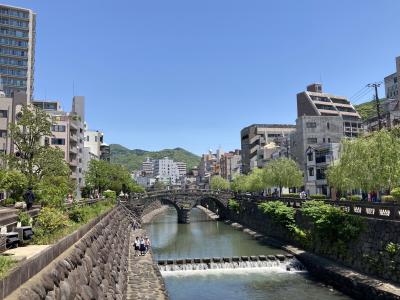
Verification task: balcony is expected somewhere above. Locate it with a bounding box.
[69,159,78,167]
[69,146,77,154]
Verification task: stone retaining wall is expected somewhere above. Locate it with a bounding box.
[14,207,131,300]
[221,200,400,284]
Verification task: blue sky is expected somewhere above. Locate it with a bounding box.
[5,0,400,155]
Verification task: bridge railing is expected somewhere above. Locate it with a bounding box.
[130,188,233,199]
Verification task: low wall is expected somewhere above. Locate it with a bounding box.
[9,207,131,300]
[0,208,112,300]
[220,200,400,284]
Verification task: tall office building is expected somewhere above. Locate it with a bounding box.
[0,4,36,101]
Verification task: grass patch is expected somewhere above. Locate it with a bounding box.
[31,200,114,245]
[0,256,17,279]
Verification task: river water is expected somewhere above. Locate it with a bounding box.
[144,206,352,300]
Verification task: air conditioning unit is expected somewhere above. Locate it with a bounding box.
[1,232,19,249]
[16,226,34,243]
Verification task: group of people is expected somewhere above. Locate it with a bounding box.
[134,236,151,256]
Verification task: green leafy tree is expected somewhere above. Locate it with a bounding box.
[153,180,166,190]
[264,158,303,195]
[231,174,250,193]
[210,175,230,191]
[0,170,28,201]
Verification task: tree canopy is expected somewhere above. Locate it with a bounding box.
[210,175,230,190]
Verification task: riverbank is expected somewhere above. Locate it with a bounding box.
[224,218,400,300]
[196,205,219,220]
[142,205,169,224]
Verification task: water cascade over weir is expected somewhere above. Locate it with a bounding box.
[157,254,305,272]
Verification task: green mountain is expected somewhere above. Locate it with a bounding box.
[354,99,385,121]
[110,144,201,172]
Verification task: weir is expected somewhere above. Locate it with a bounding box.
[157,254,305,272]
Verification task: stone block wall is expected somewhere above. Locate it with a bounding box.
[220,200,400,284]
[17,207,132,300]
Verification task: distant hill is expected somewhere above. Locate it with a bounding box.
[354,100,378,121]
[110,144,201,172]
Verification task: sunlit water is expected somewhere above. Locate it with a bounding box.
[144,206,352,300]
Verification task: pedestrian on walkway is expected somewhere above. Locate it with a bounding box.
[144,236,151,254]
[139,236,146,255]
[134,236,140,256]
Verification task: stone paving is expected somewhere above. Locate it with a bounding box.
[126,229,168,300]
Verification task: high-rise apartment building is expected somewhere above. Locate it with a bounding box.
[141,157,154,176]
[0,4,36,101]
[220,150,241,181]
[240,124,296,174]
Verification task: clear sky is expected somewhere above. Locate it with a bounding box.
[4,0,400,155]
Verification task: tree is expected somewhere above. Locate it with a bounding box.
[85,160,110,193]
[247,168,266,192]
[231,174,250,193]
[327,129,400,194]
[264,158,303,195]
[153,180,165,190]
[210,175,230,191]
[0,170,28,201]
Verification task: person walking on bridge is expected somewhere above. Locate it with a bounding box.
[139,237,146,255]
[144,236,151,254]
[134,236,140,256]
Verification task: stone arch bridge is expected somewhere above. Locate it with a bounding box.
[128,189,234,223]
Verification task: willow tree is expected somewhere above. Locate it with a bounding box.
[210,175,230,191]
[327,129,400,193]
[264,158,303,195]
[231,174,250,193]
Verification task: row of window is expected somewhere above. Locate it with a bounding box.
[51,138,65,145]
[0,9,29,19]
[1,77,26,86]
[306,122,331,129]
[0,18,28,28]
[0,37,28,48]
[0,67,26,77]
[307,137,331,144]
[0,47,26,57]
[0,130,6,138]
[51,125,66,132]
[0,27,28,38]
[0,56,27,67]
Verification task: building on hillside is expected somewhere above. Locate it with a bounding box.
[291,83,362,196]
[33,96,85,195]
[141,157,154,176]
[197,150,220,186]
[175,161,187,177]
[304,143,340,196]
[240,124,296,174]
[220,150,241,181]
[384,56,400,100]
[363,98,400,131]
[0,4,36,101]
[153,157,185,186]
[100,143,111,162]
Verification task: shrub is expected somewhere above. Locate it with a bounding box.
[103,190,116,200]
[34,207,68,235]
[385,242,400,256]
[340,197,347,201]
[309,194,327,199]
[0,256,16,279]
[228,199,240,213]
[18,211,31,226]
[390,188,400,201]
[68,207,88,223]
[348,195,362,201]
[281,193,299,198]
[382,195,395,202]
[258,201,296,229]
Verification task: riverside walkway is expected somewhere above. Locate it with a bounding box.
[126,229,168,300]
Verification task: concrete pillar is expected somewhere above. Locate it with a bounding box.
[177,208,191,224]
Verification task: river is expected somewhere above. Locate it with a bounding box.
[144,206,352,300]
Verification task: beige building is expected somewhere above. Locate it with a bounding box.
[240,124,296,174]
[384,56,400,100]
[220,150,241,181]
[0,4,36,101]
[33,96,85,194]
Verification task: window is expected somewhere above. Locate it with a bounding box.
[86,136,89,142]
[51,125,66,132]
[308,168,314,176]
[307,138,317,144]
[95,136,97,142]
[307,152,313,161]
[306,122,317,128]
[323,138,326,143]
[327,122,330,129]
[0,130,6,138]
[328,138,331,143]
[0,110,7,118]
[51,138,65,145]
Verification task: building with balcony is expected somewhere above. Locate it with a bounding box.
[304,143,340,196]
[220,150,241,181]
[240,124,296,174]
[0,4,35,101]
[141,157,154,177]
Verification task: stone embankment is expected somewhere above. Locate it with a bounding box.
[142,205,169,224]
[196,205,219,220]
[10,207,130,300]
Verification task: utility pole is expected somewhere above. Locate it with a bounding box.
[367,83,382,130]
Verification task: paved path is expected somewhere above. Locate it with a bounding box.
[126,229,169,300]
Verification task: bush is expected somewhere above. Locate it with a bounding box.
[382,195,395,202]
[68,207,89,223]
[34,207,68,235]
[258,201,296,229]
[228,199,240,213]
[348,195,362,201]
[309,194,327,199]
[340,197,347,201]
[390,188,400,200]
[281,193,299,198]
[103,190,116,200]
[18,211,31,226]
[0,256,16,279]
